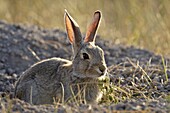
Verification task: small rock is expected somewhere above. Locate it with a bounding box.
[157,84,164,90]
[153,76,161,82]
[7,68,15,75]
[0,69,6,75]
[57,108,66,113]
[0,62,4,69]
[12,73,18,78]
[115,103,126,110]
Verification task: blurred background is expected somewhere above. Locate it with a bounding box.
[0,0,170,57]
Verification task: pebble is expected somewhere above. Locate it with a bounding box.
[0,69,6,75]
[157,84,164,90]
[0,62,4,69]
[6,68,15,75]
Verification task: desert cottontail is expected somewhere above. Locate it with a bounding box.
[14,10,108,105]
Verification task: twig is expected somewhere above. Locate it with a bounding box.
[27,46,40,61]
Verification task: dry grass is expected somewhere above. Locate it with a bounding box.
[0,0,170,57]
[103,57,170,103]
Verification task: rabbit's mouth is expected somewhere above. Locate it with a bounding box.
[89,65,107,75]
[72,65,107,79]
[72,69,107,79]
[83,67,107,78]
[95,67,107,76]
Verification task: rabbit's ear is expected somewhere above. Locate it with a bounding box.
[65,10,83,52]
[84,11,101,43]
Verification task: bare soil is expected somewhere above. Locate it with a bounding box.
[0,21,169,113]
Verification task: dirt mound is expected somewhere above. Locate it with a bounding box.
[0,21,169,112]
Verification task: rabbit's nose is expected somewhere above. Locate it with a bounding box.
[99,65,106,75]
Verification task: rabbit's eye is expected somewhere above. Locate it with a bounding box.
[82,53,89,60]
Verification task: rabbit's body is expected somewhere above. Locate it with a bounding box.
[15,10,108,105]
[15,58,70,104]
[15,58,102,104]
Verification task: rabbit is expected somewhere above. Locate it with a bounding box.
[14,10,108,105]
